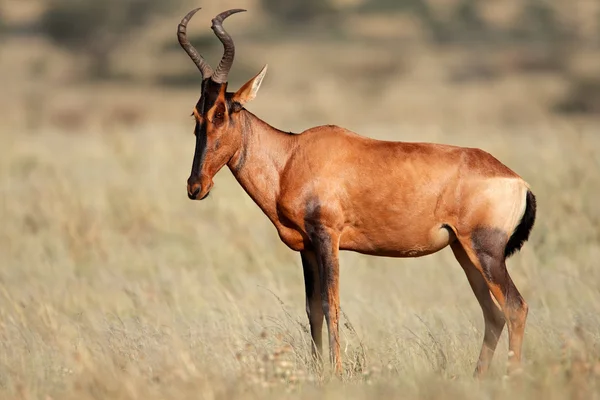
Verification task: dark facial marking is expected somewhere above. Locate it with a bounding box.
[196,79,225,115]
[190,79,227,181]
[190,120,208,179]
[191,82,250,175]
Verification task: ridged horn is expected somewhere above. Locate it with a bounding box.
[210,9,246,83]
[177,8,214,79]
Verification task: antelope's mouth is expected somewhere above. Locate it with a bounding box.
[195,181,214,201]
[188,188,211,201]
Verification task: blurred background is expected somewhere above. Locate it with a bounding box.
[1,0,600,131]
[0,1,599,399]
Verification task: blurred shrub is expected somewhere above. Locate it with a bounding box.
[260,0,335,25]
[555,77,600,115]
[357,0,412,13]
[357,0,479,43]
[358,0,576,46]
[40,0,178,79]
[511,0,568,43]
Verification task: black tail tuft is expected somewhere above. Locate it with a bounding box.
[505,189,537,258]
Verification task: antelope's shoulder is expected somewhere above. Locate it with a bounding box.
[295,124,360,140]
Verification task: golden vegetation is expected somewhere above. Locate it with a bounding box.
[1,1,600,399]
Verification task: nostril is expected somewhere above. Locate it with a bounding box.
[188,186,201,199]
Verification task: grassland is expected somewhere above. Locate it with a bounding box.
[1,12,600,399]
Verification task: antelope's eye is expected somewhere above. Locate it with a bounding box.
[212,105,226,127]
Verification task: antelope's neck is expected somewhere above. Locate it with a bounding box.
[227,110,297,221]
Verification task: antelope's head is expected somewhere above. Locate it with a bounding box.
[178,8,267,200]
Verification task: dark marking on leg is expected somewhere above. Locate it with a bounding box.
[301,250,324,360]
[471,228,508,284]
[304,196,342,374]
[301,252,315,299]
[467,228,529,375]
[451,242,505,378]
[304,196,321,225]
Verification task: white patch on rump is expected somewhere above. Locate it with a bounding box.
[480,178,529,236]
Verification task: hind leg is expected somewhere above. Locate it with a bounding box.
[458,229,529,375]
[451,242,505,378]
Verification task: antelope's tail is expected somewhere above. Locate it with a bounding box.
[505,189,537,258]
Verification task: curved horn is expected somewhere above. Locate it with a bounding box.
[178,8,214,79]
[211,9,246,84]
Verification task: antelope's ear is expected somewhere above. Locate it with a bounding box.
[232,64,267,107]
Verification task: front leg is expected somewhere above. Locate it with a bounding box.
[306,225,342,375]
[300,250,324,361]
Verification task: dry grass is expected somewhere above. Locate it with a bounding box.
[1,18,600,399]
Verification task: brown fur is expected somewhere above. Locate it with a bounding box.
[178,8,537,378]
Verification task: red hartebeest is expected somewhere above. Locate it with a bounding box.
[178,8,537,378]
